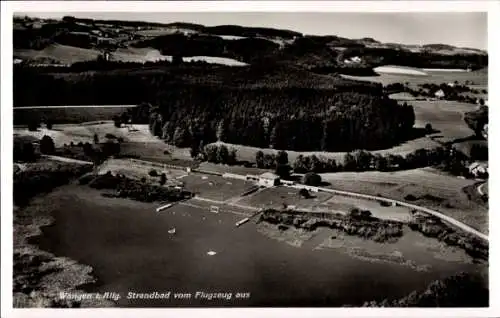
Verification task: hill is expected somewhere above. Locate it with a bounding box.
[13,16,488,71]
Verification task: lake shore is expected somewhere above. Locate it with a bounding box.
[13,194,115,308]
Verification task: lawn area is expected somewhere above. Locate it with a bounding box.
[320,168,488,234]
[14,123,156,148]
[14,106,135,125]
[14,44,101,65]
[98,158,188,182]
[341,67,487,90]
[238,186,334,211]
[182,174,255,202]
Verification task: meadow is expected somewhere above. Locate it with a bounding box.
[319,168,488,234]
[13,106,135,125]
[341,67,488,90]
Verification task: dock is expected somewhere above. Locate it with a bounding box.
[235,209,263,227]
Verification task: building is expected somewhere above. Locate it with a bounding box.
[469,162,488,178]
[258,172,280,187]
[246,172,280,187]
[434,89,445,99]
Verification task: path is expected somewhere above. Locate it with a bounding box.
[477,182,487,196]
[42,154,93,165]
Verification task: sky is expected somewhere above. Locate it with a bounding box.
[22,12,487,50]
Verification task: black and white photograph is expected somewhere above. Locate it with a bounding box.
[1,1,498,317]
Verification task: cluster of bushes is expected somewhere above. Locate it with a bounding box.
[87,172,192,203]
[408,217,488,260]
[464,106,488,138]
[196,144,238,165]
[362,271,488,307]
[259,208,404,243]
[54,137,121,164]
[14,163,92,206]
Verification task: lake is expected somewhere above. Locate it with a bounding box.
[32,186,480,307]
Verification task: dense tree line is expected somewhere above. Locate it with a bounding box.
[14,64,416,152]
[290,146,473,177]
[147,86,415,152]
[362,271,488,307]
[342,47,487,70]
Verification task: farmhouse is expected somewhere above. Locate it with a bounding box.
[434,89,445,99]
[246,172,280,187]
[468,162,488,178]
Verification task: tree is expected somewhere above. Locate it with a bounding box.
[204,145,218,163]
[28,119,39,132]
[217,145,229,164]
[14,140,36,162]
[276,150,289,166]
[298,188,310,199]
[159,173,167,185]
[374,154,388,171]
[256,151,265,168]
[101,140,120,157]
[275,164,291,179]
[470,144,488,161]
[45,120,53,130]
[227,148,237,165]
[149,169,158,177]
[93,133,99,144]
[302,172,321,186]
[113,116,122,128]
[343,152,357,171]
[40,135,55,155]
[82,142,94,157]
[425,123,433,134]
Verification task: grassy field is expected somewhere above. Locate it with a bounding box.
[238,186,333,211]
[341,67,487,89]
[320,168,488,234]
[182,174,255,202]
[14,106,135,125]
[14,44,101,64]
[407,100,478,143]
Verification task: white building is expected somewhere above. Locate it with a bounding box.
[247,172,280,187]
[258,172,280,187]
[434,89,445,99]
[469,162,488,177]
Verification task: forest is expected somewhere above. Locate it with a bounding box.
[14,64,415,152]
